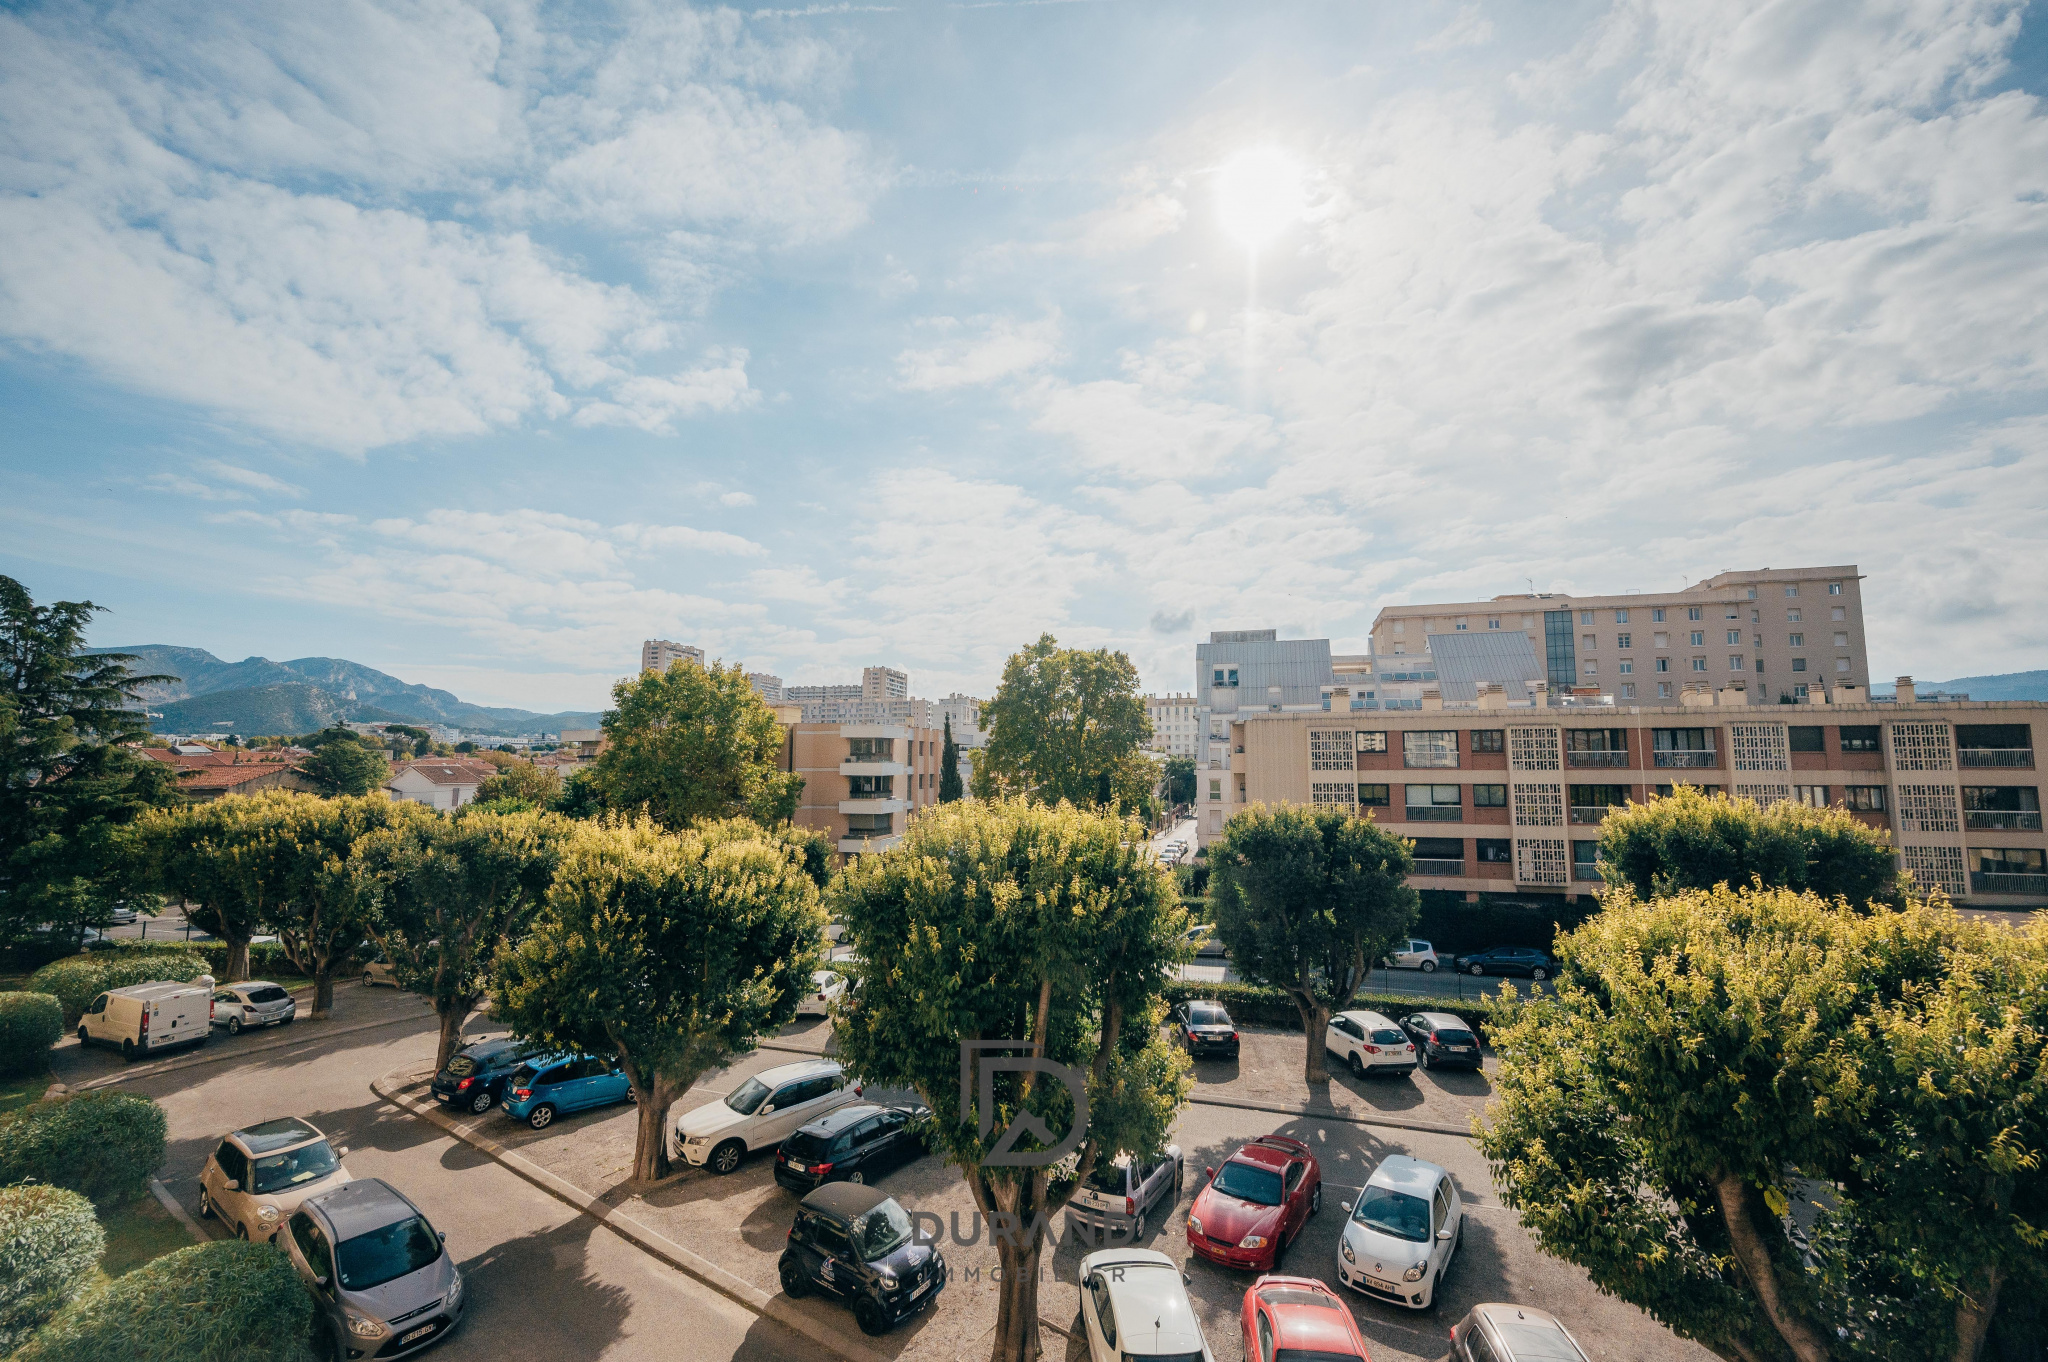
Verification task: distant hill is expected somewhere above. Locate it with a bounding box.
[91,644,607,737]
[1873,670,2048,702]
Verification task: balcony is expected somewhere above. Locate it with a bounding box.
[1958,749,2036,768]
[1966,809,2043,831]
[1572,863,1604,881]
[1410,859,1465,877]
[841,758,908,777]
[1654,750,1718,769]
[1569,806,1617,824]
[1403,806,1463,822]
[1970,872,2048,895]
[839,798,908,815]
[1566,750,1630,768]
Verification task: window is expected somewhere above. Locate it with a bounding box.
[1789,632,1804,647]
[1836,658,1851,672]
[1403,731,1459,769]
[1692,657,1708,672]
[1788,726,1825,753]
[1657,682,1673,698]
[1356,730,1387,752]
[1455,617,1469,630]
[1412,837,1463,861]
[1488,617,1501,629]
[1788,608,1803,622]
[1621,683,1636,699]
[1687,606,1702,621]
[847,775,893,797]
[1583,661,1598,675]
[1208,779,1221,802]
[1794,683,1809,699]
[1729,656,1745,671]
[1615,609,1630,623]
[1619,660,1634,674]
[1472,784,1507,806]
[1357,784,1391,807]
[1655,728,1712,751]
[1974,847,2047,876]
[1569,784,1629,808]
[1616,632,1632,648]
[1689,630,1705,646]
[1656,658,1670,672]
[1653,632,1669,649]
[290,1213,329,1273]
[1844,786,1886,811]
[1580,610,1594,625]
[1746,587,1758,600]
[1566,728,1626,752]
[1407,784,1462,807]
[1791,658,1807,673]
[1652,607,1665,622]
[1724,630,1739,645]
[1476,838,1512,862]
[1212,667,1239,687]
[1472,729,1505,753]
[1754,634,1764,649]
[1654,782,1720,797]
[1544,610,1578,695]
[1794,785,1829,807]
[1572,840,1602,876]
[1833,633,1848,648]
[1832,606,1846,621]
[1828,582,1842,595]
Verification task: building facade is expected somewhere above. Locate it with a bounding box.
[1210,691,2046,908]
[641,639,705,674]
[784,721,947,856]
[385,758,499,811]
[1145,693,1201,758]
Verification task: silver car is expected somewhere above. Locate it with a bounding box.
[283,1178,465,1359]
[1449,1303,1590,1362]
[212,981,296,1034]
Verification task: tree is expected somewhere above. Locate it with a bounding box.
[938,715,964,803]
[832,798,1192,1362]
[1479,886,2047,1362]
[1207,803,1418,1083]
[492,817,825,1182]
[472,761,563,809]
[1164,754,1197,809]
[554,767,605,820]
[970,635,1153,811]
[354,810,564,1072]
[132,800,266,982]
[591,660,801,828]
[298,735,390,797]
[1598,784,1904,907]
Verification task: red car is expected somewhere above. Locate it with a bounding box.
[1186,1135,1322,1272]
[1242,1275,1373,1362]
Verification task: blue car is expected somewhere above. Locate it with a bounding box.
[501,1054,636,1130]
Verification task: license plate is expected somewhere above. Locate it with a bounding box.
[910,1278,933,1300]
[434,1093,450,1102]
[399,1323,437,1344]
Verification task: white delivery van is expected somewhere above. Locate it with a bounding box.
[77,977,215,1060]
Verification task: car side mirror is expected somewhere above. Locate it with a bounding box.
[1437,1228,1453,1241]
[1204,1166,1215,1181]
[336,1146,349,1157]
[223,1179,239,1192]
[1342,1198,1354,1212]
[313,1274,329,1290]
[439,1230,448,1244]
[761,1104,776,1115]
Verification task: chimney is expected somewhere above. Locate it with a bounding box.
[1681,683,1714,708]
[1836,681,1866,705]
[1895,675,1916,704]
[1717,682,1747,707]
[1421,688,1443,711]
[1477,682,1506,711]
[1806,684,1829,705]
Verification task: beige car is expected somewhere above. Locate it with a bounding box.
[198,1117,352,1242]
[362,955,398,988]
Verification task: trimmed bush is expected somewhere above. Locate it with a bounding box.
[0,994,65,1077]
[0,1092,168,1207]
[0,1184,103,1354]
[93,938,304,981]
[26,952,209,1025]
[1162,979,1490,1036]
[14,1238,316,1362]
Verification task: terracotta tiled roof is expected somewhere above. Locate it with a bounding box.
[390,760,498,786]
[172,764,310,791]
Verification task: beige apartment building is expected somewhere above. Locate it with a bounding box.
[1145,693,1200,758]
[1211,686,2046,908]
[1370,566,1871,706]
[641,639,705,674]
[783,719,947,857]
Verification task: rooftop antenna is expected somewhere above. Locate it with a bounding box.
[1526,576,1535,595]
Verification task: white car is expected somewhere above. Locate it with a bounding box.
[1336,1155,1463,1310]
[1077,1247,1214,1362]
[1064,1146,1182,1245]
[1383,938,1441,972]
[671,1059,862,1174]
[1324,1009,1417,1079]
[211,981,296,1034]
[796,969,847,1017]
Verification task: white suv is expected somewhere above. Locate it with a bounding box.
[671,1059,861,1174]
[1324,1009,1417,1079]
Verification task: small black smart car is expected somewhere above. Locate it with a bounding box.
[778,1183,945,1335]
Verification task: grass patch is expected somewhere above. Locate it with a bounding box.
[0,1067,52,1117]
[98,1194,197,1278]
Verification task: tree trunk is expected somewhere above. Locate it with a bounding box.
[225,935,250,983]
[1297,996,1331,1084]
[989,1231,1046,1362]
[1709,1172,1831,1362]
[310,966,336,1020]
[1951,1265,2004,1362]
[630,1075,679,1183]
[434,1004,466,1075]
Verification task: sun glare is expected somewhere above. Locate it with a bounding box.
[1215,148,1306,247]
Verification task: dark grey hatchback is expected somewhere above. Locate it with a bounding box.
[283,1178,465,1360]
[779,1182,945,1335]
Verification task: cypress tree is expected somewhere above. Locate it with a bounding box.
[938,715,963,802]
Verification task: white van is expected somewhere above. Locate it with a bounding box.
[77,977,215,1060]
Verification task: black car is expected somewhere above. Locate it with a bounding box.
[1397,1011,1485,1071]
[429,1037,538,1114]
[1172,1000,1240,1059]
[1452,946,1553,980]
[774,1103,928,1194]
[779,1183,946,1335]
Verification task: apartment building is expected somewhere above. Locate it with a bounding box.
[641,639,705,674]
[1195,630,1362,769]
[1369,566,1871,705]
[784,720,947,856]
[748,672,785,702]
[1145,693,1202,758]
[1210,687,2046,908]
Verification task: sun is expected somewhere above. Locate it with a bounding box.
[1214,148,1306,247]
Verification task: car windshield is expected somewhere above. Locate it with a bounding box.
[1353,1185,1430,1242]
[335,1215,443,1291]
[726,1077,772,1115]
[1436,1029,1477,1046]
[1086,1158,1131,1193]
[813,972,839,987]
[1189,1006,1229,1027]
[1370,1028,1405,1045]
[247,986,289,1004]
[1212,1161,1283,1206]
[854,1200,914,1259]
[251,1139,340,1193]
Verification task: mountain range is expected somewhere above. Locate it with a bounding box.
[91,645,607,737]
[1874,671,2048,701]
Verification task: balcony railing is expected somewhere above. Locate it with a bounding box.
[1966,809,2043,831]
[1566,750,1630,768]
[1654,750,1718,768]
[1569,806,1618,824]
[1572,863,1604,881]
[1410,859,1465,877]
[1970,871,2048,895]
[1958,749,2036,768]
[1404,806,1463,822]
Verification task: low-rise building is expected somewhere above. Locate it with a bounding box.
[385,758,499,811]
[141,747,316,801]
[783,721,947,857]
[556,729,604,761]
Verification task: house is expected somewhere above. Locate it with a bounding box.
[385,758,500,811]
[140,747,316,802]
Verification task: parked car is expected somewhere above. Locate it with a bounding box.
[1078,1247,1214,1361]
[778,1182,945,1336]
[430,1036,538,1114]
[362,954,399,988]
[774,1102,927,1193]
[672,1058,862,1174]
[501,1054,635,1130]
[1337,1154,1463,1310]
[106,903,138,926]
[211,980,296,1035]
[1186,1135,1322,1273]
[1171,1000,1240,1060]
[1453,946,1553,980]
[1398,1011,1484,1071]
[1324,1009,1417,1079]
[1450,1304,1591,1362]
[77,978,214,1060]
[282,1177,465,1358]
[1382,938,1441,972]
[1240,1274,1372,1362]
[1064,1145,1182,1245]
[796,968,848,1017]
[199,1116,352,1243]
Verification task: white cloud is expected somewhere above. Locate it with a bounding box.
[571,351,760,432]
[1418,6,1495,53]
[895,313,1062,391]
[198,461,304,497]
[719,491,757,507]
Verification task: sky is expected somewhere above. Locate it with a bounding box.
[2,0,2046,714]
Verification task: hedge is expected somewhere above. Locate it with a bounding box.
[91,938,307,981]
[0,1092,168,1207]
[0,994,65,1077]
[13,1238,316,1362]
[1163,979,1492,1036]
[25,952,211,1025]
[0,1185,103,1354]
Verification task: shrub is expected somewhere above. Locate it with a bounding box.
[25,953,209,1024]
[13,1238,315,1362]
[1161,979,1489,1036]
[0,1092,168,1207]
[0,994,65,1077]
[0,1185,103,1354]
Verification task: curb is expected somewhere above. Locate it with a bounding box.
[370,1072,891,1362]
[74,1004,439,1092]
[149,1176,214,1244]
[1185,1092,1481,1140]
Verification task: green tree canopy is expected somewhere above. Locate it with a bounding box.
[1164,754,1197,808]
[591,660,801,828]
[1598,784,1904,906]
[472,761,563,810]
[969,635,1154,813]
[492,817,825,1181]
[297,737,390,797]
[938,715,963,803]
[1207,803,1418,1083]
[131,800,268,981]
[832,798,1192,1362]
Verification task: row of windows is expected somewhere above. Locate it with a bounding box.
[1398,589,1846,636]
[1352,781,1909,812]
[1335,724,1906,766]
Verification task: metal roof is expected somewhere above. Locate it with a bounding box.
[1424,631,1545,702]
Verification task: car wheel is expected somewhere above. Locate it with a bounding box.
[1310,1182,1322,1216]
[120,1038,135,1060]
[1419,1047,1433,1070]
[226,1017,242,1036]
[710,1139,745,1175]
[855,1297,889,1336]
[528,1103,556,1130]
[1469,963,1486,976]
[77,1026,89,1044]
[1420,960,1437,973]
[281,1013,293,1025]
[198,1187,214,1219]
[467,1089,494,1114]
[1348,1051,1365,1079]
[1531,967,1549,982]
[848,1170,865,1185]
[779,1258,810,1298]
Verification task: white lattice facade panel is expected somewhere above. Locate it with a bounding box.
[1901,845,1966,897]
[1890,723,1954,772]
[1309,730,1356,772]
[1735,784,1793,807]
[1512,783,1565,828]
[1729,724,1790,772]
[1509,727,1561,772]
[1515,838,1568,886]
[1896,784,1960,834]
[1310,782,1358,810]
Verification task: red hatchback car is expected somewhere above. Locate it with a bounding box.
[1187,1135,1323,1272]
[1242,1275,1373,1362]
